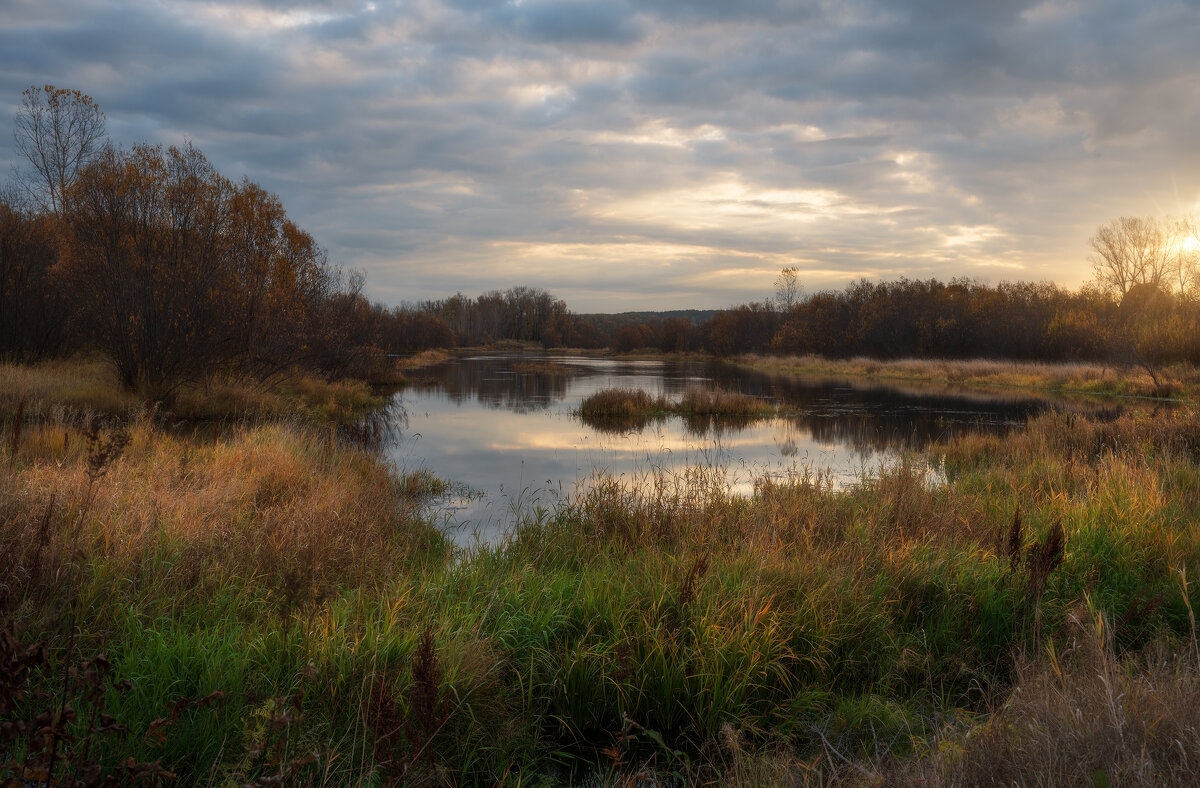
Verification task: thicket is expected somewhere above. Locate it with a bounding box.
[547,276,1200,376]
[0,86,464,399]
[418,287,604,349]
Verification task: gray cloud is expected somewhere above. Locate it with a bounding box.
[1,0,1198,311]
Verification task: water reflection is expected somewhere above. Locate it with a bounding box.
[408,354,592,413]
[386,352,1108,544]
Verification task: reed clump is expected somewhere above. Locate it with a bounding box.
[676,387,773,417]
[578,387,774,433]
[578,387,670,419]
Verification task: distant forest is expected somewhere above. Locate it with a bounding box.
[4,86,1200,398]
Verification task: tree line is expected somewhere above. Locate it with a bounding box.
[0,87,621,397]
[0,87,447,397]
[5,85,1199,397]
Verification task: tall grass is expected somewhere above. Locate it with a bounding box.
[0,357,387,424]
[3,377,1200,783]
[579,387,773,434]
[577,387,670,418]
[894,597,1200,787]
[739,353,1198,398]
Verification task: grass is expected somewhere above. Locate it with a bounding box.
[737,353,1200,399]
[510,359,585,376]
[394,349,453,370]
[892,597,1200,787]
[578,387,773,433]
[4,360,1200,784]
[0,356,389,425]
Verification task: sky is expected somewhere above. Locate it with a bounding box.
[2,0,1199,312]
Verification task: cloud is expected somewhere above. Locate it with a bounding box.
[1,0,1198,311]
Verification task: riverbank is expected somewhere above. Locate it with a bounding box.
[3,362,1200,784]
[735,353,1198,400]
[432,346,1199,401]
[0,357,392,424]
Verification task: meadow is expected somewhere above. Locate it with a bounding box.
[3,357,1200,785]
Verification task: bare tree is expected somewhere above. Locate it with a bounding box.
[1088,216,1170,297]
[1170,213,1200,300]
[774,266,803,311]
[13,84,107,215]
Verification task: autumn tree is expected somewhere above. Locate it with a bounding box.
[59,143,237,396]
[0,195,72,360]
[224,180,347,380]
[57,141,376,397]
[12,85,107,215]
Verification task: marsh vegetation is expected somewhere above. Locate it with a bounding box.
[4,355,1200,785]
[5,84,1200,786]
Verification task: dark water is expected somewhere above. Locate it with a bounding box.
[385,352,1069,544]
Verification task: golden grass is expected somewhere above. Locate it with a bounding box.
[578,387,669,418]
[394,349,452,370]
[509,359,583,376]
[0,357,385,424]
[578,387,773,423]
[736,353,1190,398]
[0,415,442,614]
[0,357,139,417]
[678,387,773,416]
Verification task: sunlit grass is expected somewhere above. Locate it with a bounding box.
[738,353,1197,398]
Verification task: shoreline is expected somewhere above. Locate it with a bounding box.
[732,352,1195,401]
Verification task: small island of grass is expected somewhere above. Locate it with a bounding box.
[578,387,774,424]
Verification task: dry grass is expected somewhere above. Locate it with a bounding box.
[895,598,1200,787]
[578,387,775,433]
[0,358,139,418]
[0,357,385,424]
[578,387,670,418]
[510,359,584,376]
[394,349,452,370]
[677,387,773,416]
[0,414,443,617]
[737,353,1188,398]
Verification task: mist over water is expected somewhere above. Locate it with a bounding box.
[386,352,1070,544]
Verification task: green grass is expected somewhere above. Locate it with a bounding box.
[4,371,1200,784]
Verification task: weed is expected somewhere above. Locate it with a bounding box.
[0,623,177,786]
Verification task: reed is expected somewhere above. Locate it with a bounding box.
[737,353,1197,398]
[0,357,386,425]
[578,387,773,432]
[676,387,773,417]
[896,598,1200,787]
[577,387,670,418]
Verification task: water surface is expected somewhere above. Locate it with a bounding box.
[387,352,1067,543]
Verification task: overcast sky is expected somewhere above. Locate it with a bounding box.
[2,0,1198,311]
